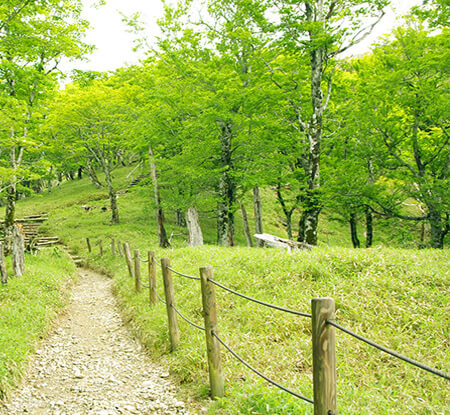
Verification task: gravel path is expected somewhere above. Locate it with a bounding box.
[1,269,191,415]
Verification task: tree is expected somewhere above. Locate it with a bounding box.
[260,0,388,245]
[355,25,449,248]
[0,0,90,249]
[47,81,132,224]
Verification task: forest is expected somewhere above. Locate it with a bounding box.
[0,2,449,414]
[0,0,448,252]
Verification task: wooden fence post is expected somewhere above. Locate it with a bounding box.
[117,239,123,257]
[86,237,92,253]
[98,239,103,256]
[199,266,224,399]
[111,238,116,256]
[134,249,142,292]
[0,242,8,285]
[161,258,180,350]
[312,297,337,415]
[124,242,134,278]
[148,251,158,304]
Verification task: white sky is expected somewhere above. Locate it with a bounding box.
[61,0,422,75]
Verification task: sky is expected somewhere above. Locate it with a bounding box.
[62,0,423,74]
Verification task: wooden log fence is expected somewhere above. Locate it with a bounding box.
[85,237,450,414]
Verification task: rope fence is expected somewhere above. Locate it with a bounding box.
[208,278,312,318]
[88,237,449,414]
[212,330,314,404]
[327,319,450,381]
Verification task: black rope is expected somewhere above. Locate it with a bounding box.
[167,266,201,281]
[154,289,166,305]
[327,319,450,381]
[208,279,312,318]
[171,303,205,331]
[212,331,314,404]
[140,258,149,263]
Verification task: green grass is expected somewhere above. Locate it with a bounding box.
[1,167,448,413]
[0,249,77,398]
[100,246,448,415]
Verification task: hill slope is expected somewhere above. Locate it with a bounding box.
[2,167,449,414]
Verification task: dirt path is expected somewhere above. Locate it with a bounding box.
[1,269,190,415]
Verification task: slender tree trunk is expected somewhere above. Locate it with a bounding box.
[78,166,83,179]
[0,243,8,285]
[176,209,186,227]
[149,144,170,248]
[103,164,119,224]
[349,212,360,248]
[4,144,22,254]
[240,203,253,247]
[365,207,373,248]
[12,224,25,276]
[298,4,327,246]
[275,183,298,240]
[86,159,103,188]
[217,121,235,246]
[428,209,446,249]
[253,185,264,247]
[186,206,203,247]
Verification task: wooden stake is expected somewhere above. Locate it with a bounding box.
[86,237,92,253]
[312,298,337,415]
[148,251,157,304]
[117,239,123,256]
[199,266,224,399]
[98,239,103,256]
[0,242,8,285]
[134,249,142,292]
[124,242,134,278]
[161,258,179,350]
[111,238,116,256]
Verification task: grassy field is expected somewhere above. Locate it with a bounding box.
[0,250,77,399]
[2,167,448,413]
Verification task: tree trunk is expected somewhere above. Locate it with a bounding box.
[217,121,236,246]
[298,6,327,246]
[78,166,83,179]
[297,196,321,246]
[349,212,360,249]
[176,209,186,227]
[0,242,8,285]
[104,165,119,224]
[4,145,22,254]
[149,144,170,248]
[429,209,446,249]
[240,203,253,247]
[12,224,25,276]
[186,206,203,247]
[86,159,103,188]
[365,207,373,248]
[253,185,264,247]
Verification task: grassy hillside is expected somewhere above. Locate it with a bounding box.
[2,167,448,413]
[7,165,423,250]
